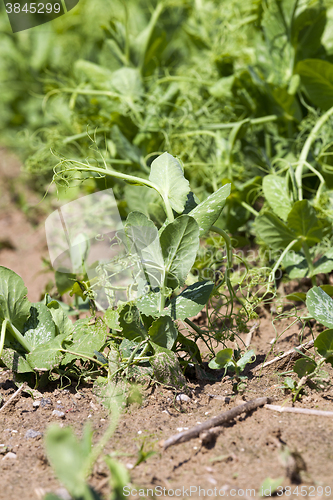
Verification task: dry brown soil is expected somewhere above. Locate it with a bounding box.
[1,151,333,500]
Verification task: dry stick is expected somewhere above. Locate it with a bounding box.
[161,397,269,450]
[0,382,27,413]
[254,339,314,373]
[265,404,333,417]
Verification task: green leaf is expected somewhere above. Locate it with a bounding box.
[62,318,108,364]
[293,358,316,378]
[1,348,34,373]
[306,287,333,329]
[285,292,306,302]
[319,285,333,297]
[46,300,74,337]
[177,332,202,364]
[313,249,333,275]
[148,316,178,350]
[0,266,31,331]
[23,303,57,349]
[262,175,292,221]
[260,477,285,497]
[292,6,326,59]
[55,271,77,295]
[104,308,121,331]
[296,59,333,110]
[149,341,188,391]
[136,292,160,316]
[104,457,130,500]
[208,348,233,370]
[287,200,322,246]
[237,349,256,371]
[125,211,164,288]
[74,59,114,90]
[284,377,297,390]
[160,215,199,289]
[118,303,146,341]
[314,329,333,365]
[26,333,68,371]
[283,251,308,279]
[149,152,190,214]
[168,281,214,320]
[44,423,93,498]
[255,213,295,250]
[188,184,231,236]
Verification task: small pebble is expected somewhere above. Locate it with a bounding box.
[33,401,40,408]
[25,429,42,439]
[41,398,52,408]
[74,393,81,399]
[126,463,134,469]
[57,400,62,404]
[89,401,98,411]
[176,394,190,402]
[52,410,65,419]
[2,452,16,460]
[137,430,142,434]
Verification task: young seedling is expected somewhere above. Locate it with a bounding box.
[208,348,256,393]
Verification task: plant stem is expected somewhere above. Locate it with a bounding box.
[7,321,32,353]
[55,160,174,221]
[302,242,316,285]
[0,319,8,359]
[241,201,259,217]
[59,349,106,367]
[269,239,298,283]
[184,318,207,337]
[205,115,278,130]
[210,226,235,313]
[296,104,333,200]
[83,410,120,479]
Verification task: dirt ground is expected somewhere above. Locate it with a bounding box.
[1,151,333,500]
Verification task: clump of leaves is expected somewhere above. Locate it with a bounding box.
[282,286,333,401]
[208,347,256,392]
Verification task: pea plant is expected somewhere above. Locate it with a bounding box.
[0,153,234,390]
[282,286,333,401]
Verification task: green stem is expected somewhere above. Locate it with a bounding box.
[184,318,207,337]
[7,321,32,353]
[0,319,8,359]
[302,241,316,285]
[59,349,106,367]
[269,239,298,283]
[55,160,174,220]
[204,115,278,130]
[241,201,259,217]
[302,161,326,204]
[83,410,120,478]
[62,128,113,144]
[138,2,165,74]
[296,105,333,200]
[210,226,235,314]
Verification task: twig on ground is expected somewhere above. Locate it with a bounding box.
[200,426,224,446]
[0,382,27,413]
[160,397,269,450]
[265,404,333,417]
[254,339,314,373]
